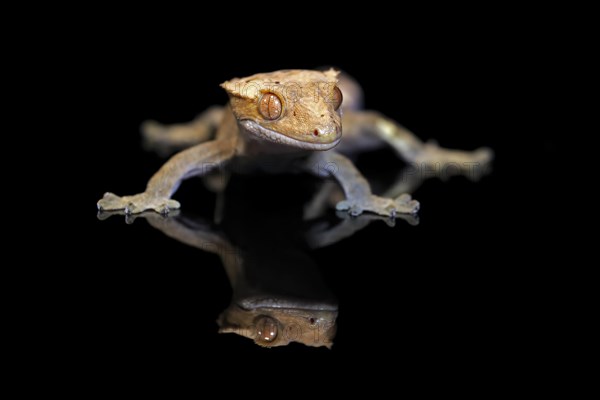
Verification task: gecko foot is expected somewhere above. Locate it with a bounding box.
[336,193,420,217]
[97,192,180,215]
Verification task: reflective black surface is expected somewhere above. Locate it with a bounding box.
[90,152,501,353]
[96,152,492,349]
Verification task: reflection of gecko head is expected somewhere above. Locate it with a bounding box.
[213,231,339,349]
[217,302,337,349]
[208,178,339,348]
[106,202,340,349]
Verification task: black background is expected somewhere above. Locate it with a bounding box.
[63,17,557,378]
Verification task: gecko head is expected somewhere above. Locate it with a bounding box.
[221,69,343,150]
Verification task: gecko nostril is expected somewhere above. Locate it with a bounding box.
[313,129,319,136]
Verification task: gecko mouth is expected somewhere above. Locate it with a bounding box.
[240,120,341,151]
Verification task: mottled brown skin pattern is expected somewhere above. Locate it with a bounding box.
[98,69,492,217]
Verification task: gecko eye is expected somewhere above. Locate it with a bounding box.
[332,86,343,111]
[258,93,283,120]
[254,316,278,344]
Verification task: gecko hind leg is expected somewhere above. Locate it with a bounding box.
[342,111,493,177]
[413,140,493,176]
[98,137,237,215]
[142,106,224,156]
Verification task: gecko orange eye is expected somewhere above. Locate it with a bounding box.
[258,93,283,120]
[254,316,278,344]
[332,86,343,111]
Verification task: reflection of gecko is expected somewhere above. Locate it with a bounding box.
[98,69,492,217]
[108,205,339,348]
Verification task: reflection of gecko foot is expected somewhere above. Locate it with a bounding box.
[336,193,420,217]
[97,208,179,224]
[97,192,181,215]
[335,209,419,226]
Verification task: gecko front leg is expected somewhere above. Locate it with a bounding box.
[98,137,237,214]
[99,108,239,215]
[307,151,420,217]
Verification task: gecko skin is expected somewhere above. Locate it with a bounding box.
[98,69,492,217]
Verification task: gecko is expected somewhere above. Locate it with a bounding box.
[97,69,492,217]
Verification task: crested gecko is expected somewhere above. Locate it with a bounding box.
[97,69,492,217]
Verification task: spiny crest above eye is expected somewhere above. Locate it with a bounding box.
[221,69,339,99]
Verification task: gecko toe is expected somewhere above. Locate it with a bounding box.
[349,206,363,217]
[336,200,351,211]
[160,205,170,215]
